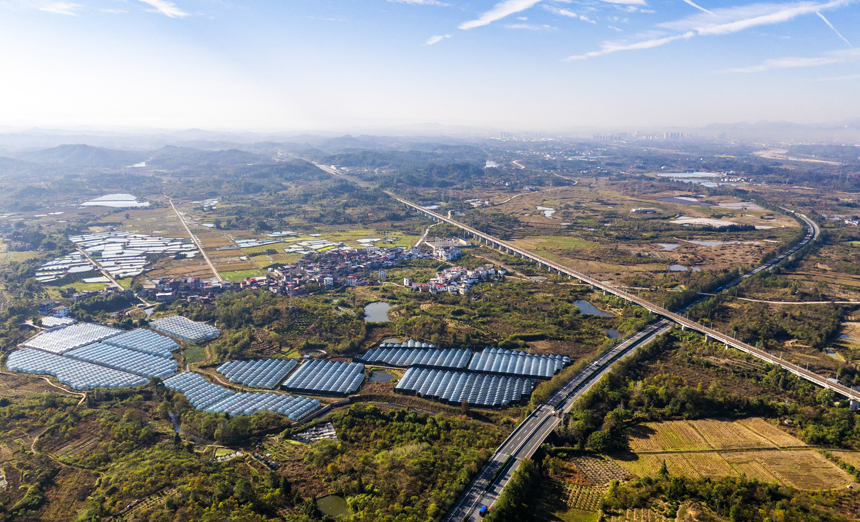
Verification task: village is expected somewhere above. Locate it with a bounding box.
[41,239,500,317]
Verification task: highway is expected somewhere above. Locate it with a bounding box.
[391,195,859,402]
[306,165,853,518]
[445,321,673,522]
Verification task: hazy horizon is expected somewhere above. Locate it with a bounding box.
[1,0,859,130]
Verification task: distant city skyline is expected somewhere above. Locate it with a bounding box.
[0,0,858,130]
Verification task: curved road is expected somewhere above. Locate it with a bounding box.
[444,321,672,522]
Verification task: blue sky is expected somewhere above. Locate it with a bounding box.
[0,0,858,130]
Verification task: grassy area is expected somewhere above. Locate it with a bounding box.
[219,269,263,281]
[4,250,41,264]
[279,347,301,359]
[60,282,109,292]
[182,345,207,365]
[513,235,598,251]
[116,278,133,287]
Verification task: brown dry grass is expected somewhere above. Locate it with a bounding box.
[833,451,860,469]
[629,421,711,452]
[736,418,806,448]
[689,419,777,451]
[755,450,852,490]
[683,453,737,479]
[721,452,781,483]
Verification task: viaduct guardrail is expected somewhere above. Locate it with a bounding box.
[390,194,859,403]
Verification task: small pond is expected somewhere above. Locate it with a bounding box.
[669,265,701,272]
[369,371,395,383]
[605,329,620,339]
[536,206,556,218]
[364,302,392,322]
[657,197,712,206]
[573,300,613,317]
[317,495,349,518]
[688,240,725,246]
[658,243,679,251]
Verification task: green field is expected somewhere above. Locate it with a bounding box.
[219,269,263,281]
[182,345,207,365]
[60,282,110,292]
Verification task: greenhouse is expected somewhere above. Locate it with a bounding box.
[467,347,570,379]
[216,359,298,389]
[7,348,147,390]
[150,316,219,343]
[163,372,320,420]
[65,343,178,379]
[356,347,471,369]
[281,359,365,396]
[377,339,435,349]
[104,328,179,358]
[23,323,121,354]
[394,368,533,408]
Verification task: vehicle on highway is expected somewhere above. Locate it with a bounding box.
[479,505,488,517]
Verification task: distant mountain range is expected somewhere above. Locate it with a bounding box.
[12,144,146,168]
[3,144,274,170]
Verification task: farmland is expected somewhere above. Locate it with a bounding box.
[614,419,852,490]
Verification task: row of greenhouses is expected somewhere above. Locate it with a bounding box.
[104,328,178,358]
[7,349,148,390]
[150,316,219,343]
[394,368,534,408]
[65,342,177,379]
[281,360,364,396]
[163,372,319,420]
[216,359,298,389]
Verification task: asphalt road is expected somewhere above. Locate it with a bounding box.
[445,322,673,522]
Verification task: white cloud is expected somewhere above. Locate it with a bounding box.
[608,25,623,31]
[571,0,856,60]
[39,2,81,15]
[505,23,556,30]
[544,5,597,22]
[566,31,695,59]
[681,0,714,15]
[425,34,451,45]
[725,47,860,72]
[102,9,127,14]
[138,0,188,18]
[660,0,854,36]
[598,0,647,5]
[816,11,852,47]
[389,0,447,4]
[459,0,542,30]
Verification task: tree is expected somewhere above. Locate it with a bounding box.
[658,459,669,479]
[817,388,836,406]
[233,479,254,504]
